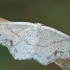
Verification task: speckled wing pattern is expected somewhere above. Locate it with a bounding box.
[0,20,36,60]
[33,25,70,65]
[0,18,70,66]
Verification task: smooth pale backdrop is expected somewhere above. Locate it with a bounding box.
[0,0,70,70]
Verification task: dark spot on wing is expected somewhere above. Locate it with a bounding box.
[60,51,64,53]
[36,44,46,47]
[9,40,13,46]
[54,50,59,56]
[4,39,8,41]
[59,51,64,57]
[14,49,18,53]
[47,56,51,59]
[68,50,70,54]
[4,39,8,43]
[0,34,1,36]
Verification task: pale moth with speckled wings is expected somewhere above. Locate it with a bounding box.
[0,18,70,66]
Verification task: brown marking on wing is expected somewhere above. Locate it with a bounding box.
[52,41,57,44]
[51,41,58,48]
[6,24,21,38]
[10,29,21,38]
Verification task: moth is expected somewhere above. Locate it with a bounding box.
[0,18,70,70]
